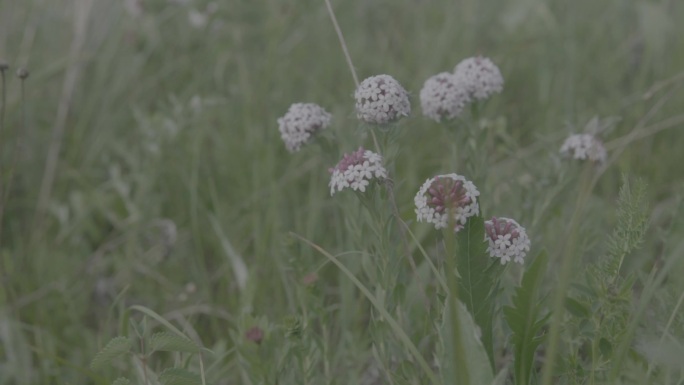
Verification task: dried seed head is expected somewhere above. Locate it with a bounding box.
[16,67,29,80]
[414,173,480,232]
[485,217,530,264]
[453,56,503,100]
[355,74,411,124]
[0,61,9,72]
[420,72,472,122]
[277,103,331,152]
[329,147,387,196]
[560,133,607,164]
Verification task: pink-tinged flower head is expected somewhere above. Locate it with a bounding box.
[355,74,411,124]
[277,103,331,152]
[414,174,480,231]
[484,217,530,264]
[453,56,504,100]
[329,147,387,195]
[245,326,264,345]
[420,72,472,122]
[560,134,607,164]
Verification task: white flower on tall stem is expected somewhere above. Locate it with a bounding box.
[453,56,504,100]
[560,133,607,164]
[419,72,472,122]
[355,74,411,124]
[329,147,387,195]
[414,174,480,232]
[277,103,332,152]
[484,217,530,264]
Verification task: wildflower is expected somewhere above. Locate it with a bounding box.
[277,103,332,152]
[355,74,411,124]
[420,72,471,122]
[245,326,264,345]
[188,9,209,28]
[484,217,530,264]
[16,67,29,80]
[453,56,503,100]
[329,147,387,195]
[560,134,607,164]
[414,174,480,231]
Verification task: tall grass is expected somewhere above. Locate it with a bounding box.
[1,0,684,384]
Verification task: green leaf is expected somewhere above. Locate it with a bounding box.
[455,216,501,368]
[291,232,440,385]
[150,332,199,353]
[90,336,133,371]
[112,377,132,385]
[439,301,495,385]
[503,251,549,385]
[564,297,590,318]
[599,338,613,357]
[158,368,202,385]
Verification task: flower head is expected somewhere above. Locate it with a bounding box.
[420,72,472,122]
[560,134,607,164]
[485,217,530,264]
[277,103,332,152]
[415,174,480,231]
[329,147,387,195]
[355,74,411,124]
[245,326,264,345]
[453,56,504,100]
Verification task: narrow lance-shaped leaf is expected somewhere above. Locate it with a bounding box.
[503,251,549,385]
[455,216,502,369]
[150,331,200,353]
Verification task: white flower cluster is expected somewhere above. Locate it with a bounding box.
[454,56,504,100]
[485,217,530,264]
[355,74,411,124]
[419,72,472,122]
[560,134,607,163]
[277,103,331,152]
[329,148,387,195]
[414,174,480,231]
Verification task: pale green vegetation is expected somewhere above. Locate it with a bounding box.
[1,0,684,384]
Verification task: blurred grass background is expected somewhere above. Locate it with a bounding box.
[1,0,683,383]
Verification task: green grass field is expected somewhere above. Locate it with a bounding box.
[1,0,684,384]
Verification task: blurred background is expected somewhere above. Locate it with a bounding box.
[0,0,683,383]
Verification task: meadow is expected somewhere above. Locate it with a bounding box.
[1,0,684,384]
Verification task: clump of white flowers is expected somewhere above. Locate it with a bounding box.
[560,133,607,164]
[355,74,411,124]
[329,147,387,195]
[415,174,480,231]
[484,217,530,264]
[277,103,332,152]
[419,72,472,122]
[453,56,504,100]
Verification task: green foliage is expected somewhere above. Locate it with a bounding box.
[90,337,133,371]
[602,175,649,284]
[158,368,203,385]
[504,252,549,385]
[455,216,502,368]
[438,301,495,385]
[150,332,200,353]
[2,0,684,384]
[111,378,132,385]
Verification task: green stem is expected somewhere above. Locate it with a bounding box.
[444,234,471,385]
